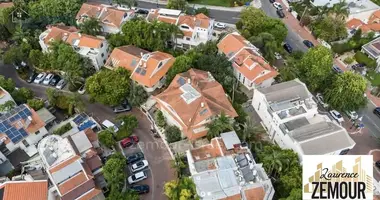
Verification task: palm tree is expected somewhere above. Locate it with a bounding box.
[171,153,186,178]
[206,112,234,140]
[240,116,266,143]
[263,150,283,178]
[329,0,349,20]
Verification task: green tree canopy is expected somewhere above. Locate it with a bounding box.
[312,16,347,42]
[167,0,188,11]
[237,7,287,43]
[79,17,102,36]
[3,42,32,64]
[128,83,148,106]
[86,68,131,106]
[166,55,192,85]
[195,7,209,16]
[0,100,15,112]
[297,46,333,91]
[115,114,138,140]
[27,98,44,110]
[206,112,233,140]
[324,71,367,111]
[12,88,34,104]
[164,177,199,200]
[155,110,166,128]
[103,153,126,190]
[165,126,182,143]
[114,0,137,8]
[249,32,279,63]
[0,75,15,92]
[99,130,116,149]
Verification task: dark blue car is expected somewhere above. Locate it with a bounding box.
[283,43,293,53]
[129,185,150,194]
[303,40,314,48]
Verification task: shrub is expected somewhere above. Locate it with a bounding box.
[53,123,73,135]
[155,110,166,128]
[355,51,377,68]
[332,43,351,54]
[27,99,44,110]
[99,130,115,148]
[343,57,354,64]
[165,126,182,143]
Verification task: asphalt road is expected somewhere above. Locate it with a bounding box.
[0,62,174,200]
[359,101,380,138]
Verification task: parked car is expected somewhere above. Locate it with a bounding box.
[269,0,275,3]
[113,100,132,113]
[315,93,329,108]
[273,2,283,9]
[345,110,358,120]
[274,52,282,60]
[276,9,285,18]
[376,160,380,168]
[13,61,27,70]
[351,63,365,70]
[56,79,67,90]
[120,135,139,148]
[131,160,149,173]
[27,72,38,83]
[126,152,144,164]
[101,120,119,132]
[330,110,344,123]
[49,75,61,86]
[128,171,148,184]
[78,84,86,94]
[34,72,47,84]
[129,185,150,194]
[136,9,149,15]
[303,40,314,48]
[332,65,343,73]
[373,107,380,118]
[43,74,54,85]
[283,43,293,53]
[214,22,226,29]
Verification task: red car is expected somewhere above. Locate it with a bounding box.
[120,136,139,148]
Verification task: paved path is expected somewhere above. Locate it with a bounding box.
[0,62,174,200]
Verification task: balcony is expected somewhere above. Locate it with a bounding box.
[276,106,307,120]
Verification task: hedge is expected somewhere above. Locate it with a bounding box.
[53,123,73,135]
[354,51,377,69]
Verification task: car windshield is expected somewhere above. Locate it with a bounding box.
[131,175,137,181]
[136,161,144,167]
[336,113,342,118]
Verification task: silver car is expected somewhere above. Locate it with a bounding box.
[33,72,47,84]
[56,79,67,90]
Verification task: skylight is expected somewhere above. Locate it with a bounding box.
[180,83,200,104]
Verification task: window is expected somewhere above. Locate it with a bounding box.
[35,130,40,135]
[90,48,94,50]
[180,25,189,29]
[100,43,104,48]
[22,140,29,147]
[157,62,163,69]
[101,53,104,57]
[103,59,106,64]
[186,37,191,41]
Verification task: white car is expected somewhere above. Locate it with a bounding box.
[131,160,149,173]
[78,84,86,94]
[330,110,344,123]
[316,93,329,108]
[42,73,54,85]
[33,72,47,84]
[128,171,148,184]
[101,120,119,132]
[273,2,283,10]
[56,79,67,90]
[345,110,358,120]
[214,22,226,29]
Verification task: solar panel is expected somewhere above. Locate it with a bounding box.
[140,69,146,76]
[19,129,28,137]
[177,77,185,86]
[23,108,31,116]
[131,59,137,67]
[73,113,88,125]
[200,109,208,116]
[135,68,142,74]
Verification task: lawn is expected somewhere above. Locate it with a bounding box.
[366,70,380,86]
[188,0,248,7]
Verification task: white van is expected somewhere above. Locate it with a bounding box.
[101,120,119,132]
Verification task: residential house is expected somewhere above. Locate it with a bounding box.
[252,79,355,162]
[105,45,175,92]
[0,87,15,114]
[217,32,278,90]
[187,131,274,200]
[0,104,48,176]
[0,2,13,9]
[37,135,105,200]
[146,8,214,48]
[76,3,135,34]
[362,36,380,72]
[346,10,380,36]
[39,24,110,71]
[0,180,48,200]
[155,69,238,140]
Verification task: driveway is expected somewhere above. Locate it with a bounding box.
[0,62,174,200]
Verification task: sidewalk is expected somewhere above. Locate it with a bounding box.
[137,0,246,11]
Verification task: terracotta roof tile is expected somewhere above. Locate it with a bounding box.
[220,194,242,200]
[58,172,88,195]
[157,16,177,24]
[61,179,95,200]
[2,180,48,200]
[0,2,13,8]
[85,155,102,172]
[217,32,248,58]
[25,106,46,134]
[106,45,149,71]
[99,7,130,27]
[346,18,363,29]
[177,13,211,29]
[76,3,104,20]
[77,188,103,200]
[131,51,175,87]
[84,128,97,142]
[244,186,265,200]
[66,33,104,48]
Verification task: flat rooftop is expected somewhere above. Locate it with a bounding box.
[38,135,76,167]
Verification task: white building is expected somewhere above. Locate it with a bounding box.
[0,104,49,176]
[252,79,355,162]
[39,25,110,71]
[146,8,214,49]
[187,131,274,200]
[362,36,380,72]
[76,3,135,34]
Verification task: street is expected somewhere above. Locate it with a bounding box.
[0,62,175,200]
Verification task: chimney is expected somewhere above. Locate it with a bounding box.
[187,78,191,84]
[24,116,33,128]
[140,52,144,57]
[201,102,204,108]
[78,33,82,37]
[193,17,196,21]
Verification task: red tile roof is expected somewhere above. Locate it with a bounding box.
[58,172,88,195]
[1,180,48,200]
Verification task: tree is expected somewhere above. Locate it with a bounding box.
[206,112,233,140]
[114,0,137,8]
[165,126,182,143]
[0,25,10,41]
[195,7,209,16]
[0,100,15,112]
[99,130,116,149]
[240,116,266,143]
[296,46,333,92]
[107,33,126,49]
[167,0,188,11]
[237,7,287,44]
[116,114,138,140]
[164,177,199,200]
[171,153,186,178]
[312,16,347,42]
[28,0,82,25]
[11,88,34,104]
[28,49,45,67]
[128,83,148,106]
[12,26,31,44]
[0,75,15,92]
[27,99,44,110]
[3,42,32,64]
[86,68,131,106]
[155,110,167,128]
[107,190,139,200]
[280,188,302,200]
[103,153,126,190]
[80,17,102,36]
[324,71,367,111]
[166,55,192,85]
[65,93,85,115]
[46,88,59,107]
[249,32,279,63]
[329,0,349,20]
